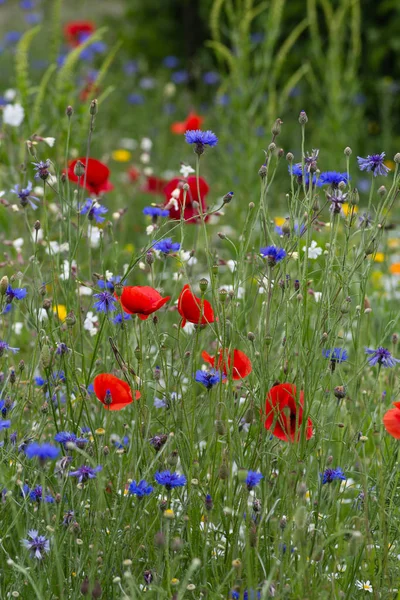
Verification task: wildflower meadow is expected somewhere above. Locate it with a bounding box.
[1,1,400,598]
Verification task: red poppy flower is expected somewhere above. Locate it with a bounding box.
[142,175,167,195]
[93,373,140,411]
[79,82,100,102]
[64,21,95,47]
[383,401,400,439]
[67,158,113,196]
[202,348,252,380]
[171,111,204,135]
[128,166,140,183]
[178,284,215,328]
[163,176,209,223]
[119,286,170,320]
[264,383,313,442]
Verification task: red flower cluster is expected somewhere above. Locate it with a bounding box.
[202,348,252,380]
[118,286,170,320]
[67,158,113,196]
[171,111,204,135]
[64,21,95,47]
[264,383,313,442]
[163,176,209,222]
[93,373,140,411]
[178,285,214,328]
[383,401,400,438]
[142,175,167,194]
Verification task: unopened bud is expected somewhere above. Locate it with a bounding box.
[66,105,73,117]
[223,191,234,204]
[247,331,255,342]
[34,220,41,231]
[394,153,400,164]
[344,146,352,156]
[66,310,76,327]
[258,165,267,179]
[40,344,51,368]
[268,142,276,153]
[286,152,294,163]
[334,386,346,399]
[298,110,308,125]
[199,278,208,293]
[90,99,98,115]
[271,118,283,137]
[219,288,228,303]
[378,185,386,197]
[0,276,9,295]
[392,333,399,345]
[73,160,85,178]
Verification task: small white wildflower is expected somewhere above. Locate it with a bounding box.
[33,186,44,197]
[146,224,155,235]
[12,322,23,335]
[313,291,322,302]
[4,89,16,101]
[37,308,48,322]
[11,204,19,212]
[227,260,237,273]
[143,167,153,176]
[303,240,322,259]
[3,103,24,127]
[355,580,373,593]
[77,286,93,297]
[112,212,121,220]
[164,82,176,97]
[120,138,137,150]
[88,226,101,248]
[84,312,98,336]
[183,322,195,335]
[180,164,195,178]
[12,238,24,252]
[43,137,56,147]
[140,153,150,164]
[140,137,153,152]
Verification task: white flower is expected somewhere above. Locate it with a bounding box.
[303,240,322,259]
[33,186,44,197]
[37,308,48,322]
[355,581,373,593]
[84,312,98,336]
[183,322,195,335]
[180,250,197,266]
[88,226,101,248]
[227,260,237,273]
[164,82,176,97]
[43,137,56,147]
[3,103,24,127]
[12,322,23,335]
[60,259,77,280]
[146,225,155,235]
[4,89,16,101]
[46,241,69,255]
[140,137,153,152]
[120,138,137,150]
[180,164,195,178]
[143,167,153,176]
[11,204,19,212]
[313,291,322,302]
[12,238,24,252]
[140,153,150,164]
[77,285,93,296]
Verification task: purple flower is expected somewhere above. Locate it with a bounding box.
[365,347,400,368]
[10,181,39,210]
[203,71,220,85]
[304,149,319,173]
[54,431,77,446]
[323,348,348,363]
[56,342,70,356]
[5,284,27,303]
[128,479,153,497]
[93,291,117,313]
[127,93,144,105]
[171,70,189,84]
[185,129,218,151]
[195,369,223,389]
[22,530,50,560]
[260,245,286,266]
[327,189,348,214]
[321,467,346,484]
[289,163,317,187]
[69,465,102,483]
[112,313,131,325]
[155,470,187,490]
[0,341,19,356]
[79,199,108,224]
[153,238,181,254]
[357,153,390,177]
[25,443,60,461]
[163,56,179,68]
[318,171,350,188]
[26,485,54,503]
[0,419,11,430]
[32,159,51,181]
[246,471,263,491]
[97,275,121,293]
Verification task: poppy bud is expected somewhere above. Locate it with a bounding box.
[80,577,90,595]
[249,202,255,209]
[282,219,291,235]
[66,105,73,117]
[103,445,110,455]
[217,231,226,239]
[152,315,158,325]
[271,118,283,137]
[268,142,276,153]
[135,346,142,360]
[91,580,102,598]
[90,99,98,116]
[42,298,51,311]
[196,279,210,297]
[298,110,308,125]
[219,288,228,303]
[212,264,218,275]
[74,160,85,178]
[378,185,386,197]
[167,450,179,466]
[278,148,284,158]
[40,344,51,368]
[344,146,352,156]
[350,188,359,206]
[247,332,255,342]
[0,276,9,295]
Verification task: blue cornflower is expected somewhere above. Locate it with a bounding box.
[321,467,346,485]
[246,471,263,491]
[5,284,27,303]
[357,153,390,177]
[155,470,187,490]
[54,431,77,446]
[20,0,35,9]
[123,60,138,75]
[56,342,70,356]
[22,530,50,560]
[32,159,51,180]
[163,55,179,68]
[114,436,129,449]
[288,163,317,187]
[0,398,14,417]
[93,291,117,313]
[260,245,286,266]
[27,486,53,503]
[25,443,60,461]
[171,70,189,84]
[129,479,154,497]
[153,238,181,254]
[0,420,11,430]
[97,275,121,292]
[69,465,102,483]
[25,12,41,25]
[318,171,350,187]
[231,591,261,600]
[80,41,106,61]
[195,369,223,390]
[323,348,348,363]
[143,206,170,218]
[365,347,400,368]
[127,93,144,105]
[203,71,220,85]
[79,199,108,224]
[4,32,22,45]
[10,181,39,210]
[35,376,46,387]
[275,221,305,236]
[185,129,218,152]
[112,313,131,325]
[0,341,19,356]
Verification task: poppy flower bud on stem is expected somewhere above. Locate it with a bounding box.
[0,276,9,295]
[19,360,25,372]
[66,311,76,327]
[217,231,225,240]
[199,278,208,293]
[34,220,41,231]
[74,160,85,178]
[286,152,294,163]
[40,344,51,368]
[378,185,386,197]
[212,264,218,276]
[247,332,255,342]
[258,165,267,179]
[219,288,228,303]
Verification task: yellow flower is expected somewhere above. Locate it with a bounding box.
[384,159,395,171]
[95,428,105,435]
[124,243,134,253]
[274,217,286,227]
[342,203,358,217]
[171,578,179,586]
[112,149,132,162]
[388,238,400,249]
[163,508,175,520]
[374,252,385,263]
[54,304,67,320]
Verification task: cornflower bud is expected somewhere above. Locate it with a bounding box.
[298,110,308,125]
